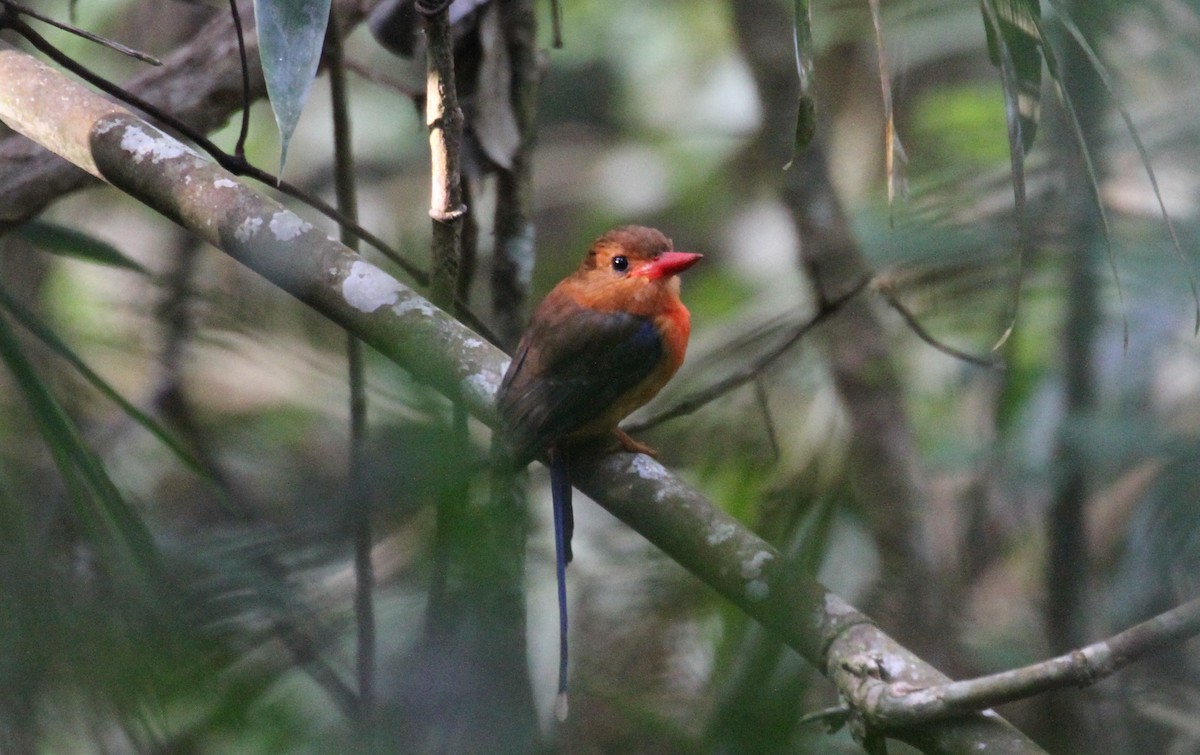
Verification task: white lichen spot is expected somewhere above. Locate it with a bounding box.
[707,522,736,546]
[740,550,773,580]
[824,592,858,618]
[269,211,312,241]
[234,217,262,243]
[343,260,402,313]
[630,454,671,482]
[462,337,485,350]
[213,178,237,189]
[120,124,186,164]
[745,579,769,602]
[466,371,502,402]
[880,654,908,680]
[392,297,436,318]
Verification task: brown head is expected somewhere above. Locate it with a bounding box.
[565,225,703,315]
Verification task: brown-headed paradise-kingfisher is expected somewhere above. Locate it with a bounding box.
[497,225,702,717]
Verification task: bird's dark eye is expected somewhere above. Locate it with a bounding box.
[611,255,629,272]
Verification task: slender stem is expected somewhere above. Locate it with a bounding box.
[418,0,473,716]
[0,0,160,63]
[422,2,465,310]
[327,12,375,719]
[226,0,252,158]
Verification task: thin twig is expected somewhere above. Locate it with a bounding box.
[0,0,160,64]
[859,596,1200,728]
[226,0,252,158]
[344,57,422,100]
[874,278,1001,368]
[418,0,477,705]
[753,378,780,462]
[327,11,376,720]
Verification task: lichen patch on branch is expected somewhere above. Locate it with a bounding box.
[118,123,187,164]
[707,521,736,546]
[740,550,774,580]
[234,216,262,242]
[343,260,402,313]
[268,210,312,241]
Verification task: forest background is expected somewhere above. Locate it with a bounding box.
[2,0,1200,752]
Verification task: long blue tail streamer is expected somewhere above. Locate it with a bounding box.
[550,448,573,717]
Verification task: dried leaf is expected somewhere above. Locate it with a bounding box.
[474,3,520,170]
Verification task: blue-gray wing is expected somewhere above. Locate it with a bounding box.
[498,301,662,464]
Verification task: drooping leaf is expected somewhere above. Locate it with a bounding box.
[1045,0,1199,334]
[1032,12,1128,348]
[475,3,520,171]
[17,220,149,274]
[868,0,907,211]
[979,0,1038,349]
[784,0,816,167]
[255,0,332,172]
[982,0,1043,152]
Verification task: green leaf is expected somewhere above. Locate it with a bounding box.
[255,0,332,172]
[17,220,149,274]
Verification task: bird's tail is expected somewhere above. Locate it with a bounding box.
[550,448,574,720]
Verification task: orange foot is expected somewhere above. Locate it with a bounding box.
[614,428,658,458]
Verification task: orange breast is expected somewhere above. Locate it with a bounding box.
[571,299,691,439]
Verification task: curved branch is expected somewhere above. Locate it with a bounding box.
[847,596,1200,728]
[873,276,1001,368]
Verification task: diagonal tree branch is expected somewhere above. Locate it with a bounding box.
[0,41,1048,755]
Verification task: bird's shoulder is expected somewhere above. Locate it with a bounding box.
[521,288,661,371]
